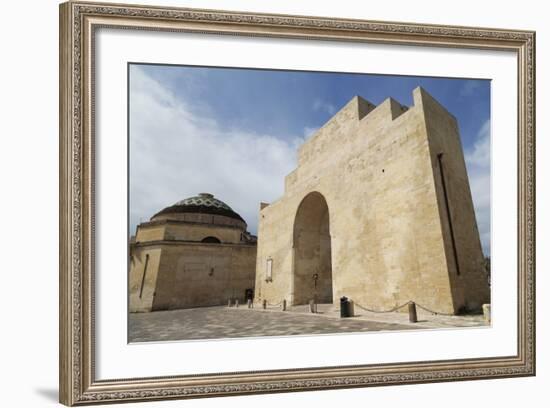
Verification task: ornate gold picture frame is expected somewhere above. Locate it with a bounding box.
[59,1,535,405]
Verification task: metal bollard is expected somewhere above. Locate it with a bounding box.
[408,302,418,323]
[247,299,252,309]
[309,299,317,313]
[235,299,239,308]
[262,299,267,310]
[340,296,350,318]
[282,299,287,311]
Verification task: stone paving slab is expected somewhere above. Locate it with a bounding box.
[129,306,416,342]
[128,303,487,343]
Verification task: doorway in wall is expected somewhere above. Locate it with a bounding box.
[292,192,333,305]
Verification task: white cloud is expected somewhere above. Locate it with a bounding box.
[312,99,336,115]
[129,66,301,236]
[130,67,491,258]
[465,119,491,256]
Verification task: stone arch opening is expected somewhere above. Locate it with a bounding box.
[292,192,333,305]
[201,236,221,244]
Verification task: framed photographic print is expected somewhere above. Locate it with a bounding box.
[59,1,535,405]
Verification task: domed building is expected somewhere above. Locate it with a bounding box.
[129,193,257,312]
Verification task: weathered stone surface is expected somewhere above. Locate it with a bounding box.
[255,87,490,315]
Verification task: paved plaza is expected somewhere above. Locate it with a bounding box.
[128,303,488,342]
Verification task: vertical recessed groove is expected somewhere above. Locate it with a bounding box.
[437,152,460,276]
[139,254,150,298]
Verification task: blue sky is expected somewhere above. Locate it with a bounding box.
[129,64,491,255]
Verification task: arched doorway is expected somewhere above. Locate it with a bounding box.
[292,192,333,305]
[201,236,221,244]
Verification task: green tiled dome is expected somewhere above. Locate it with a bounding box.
[174,193,232,211]
[153,193,245,223]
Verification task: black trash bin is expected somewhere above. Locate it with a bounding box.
[340,296,352,318]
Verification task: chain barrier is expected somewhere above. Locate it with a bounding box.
[353,300,456,316]
[413,302,456,316]
[254,299,456,317]
[353,301,411,314]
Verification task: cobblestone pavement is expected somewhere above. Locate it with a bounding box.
[129,306,417,342]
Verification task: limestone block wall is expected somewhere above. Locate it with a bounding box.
[135,224,165,243]
[255,87,489,314]
[417,88,490,311]
[162,222,243,244]
[136,222,244,244]
[129,246,163,312]
[152,243,256,310]
[130,242,256,312]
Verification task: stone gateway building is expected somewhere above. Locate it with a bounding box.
[255,87,490,315]
[129,193,257,312]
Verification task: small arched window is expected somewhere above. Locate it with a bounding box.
[201,236,221,244]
